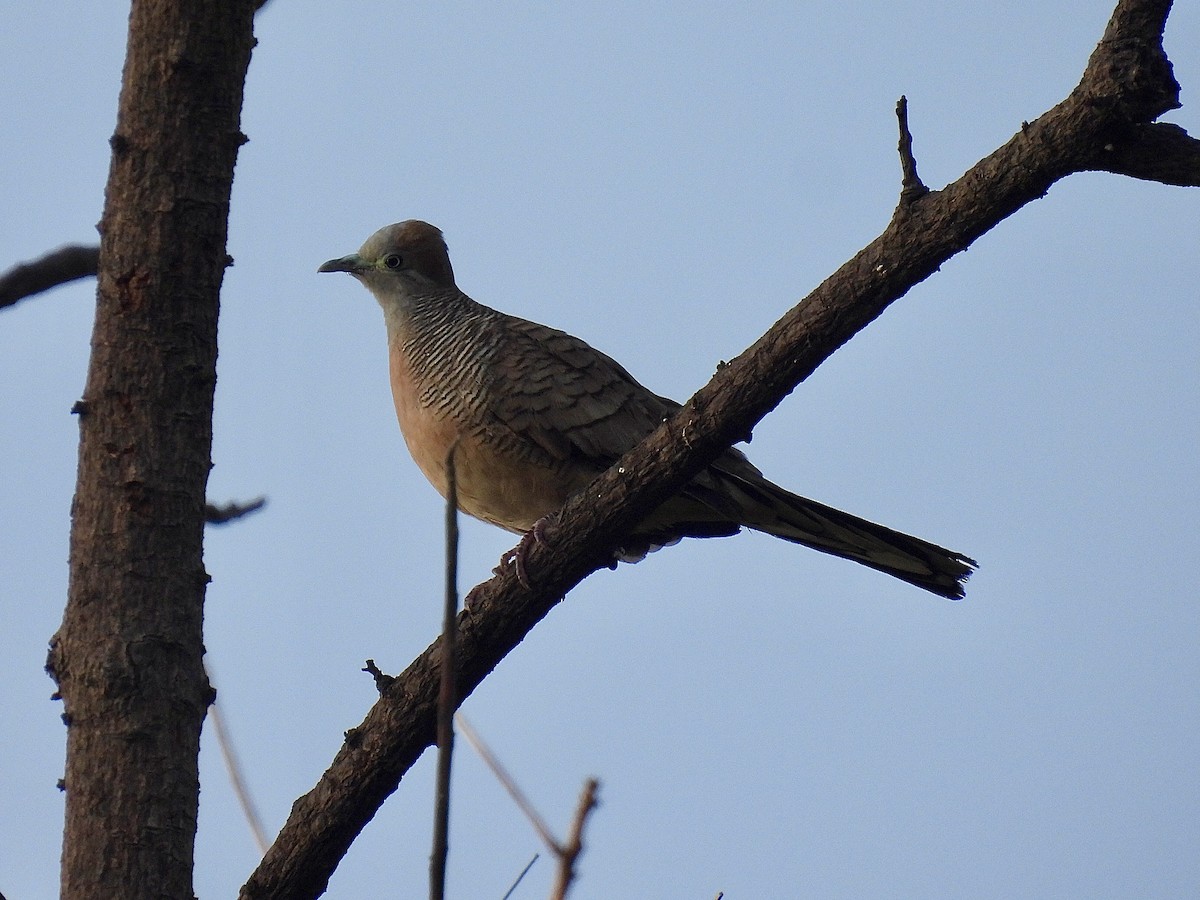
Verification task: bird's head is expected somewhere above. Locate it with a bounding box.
[319,220,457,295]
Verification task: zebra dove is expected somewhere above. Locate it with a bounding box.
[319,221,975,598]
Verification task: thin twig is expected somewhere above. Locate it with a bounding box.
[207,670,270,855]
[430,444,460,900]
[549,779,600,900]
[456,712,601,897]
[455,713,559,852]
[500,854,539,900]
[896,96,929,202]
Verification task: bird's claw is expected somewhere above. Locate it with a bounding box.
[495,517,552,589]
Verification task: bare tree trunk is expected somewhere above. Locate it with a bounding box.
[45,3,255,898]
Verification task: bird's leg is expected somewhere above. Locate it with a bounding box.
[494,516,553,589]
[468,520,550,611]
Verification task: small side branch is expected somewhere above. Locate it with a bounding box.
[550,779,600,900]
[362,659,395,694]
[204,497,267,525]
[896,96,929,203]
[0,244,99,310]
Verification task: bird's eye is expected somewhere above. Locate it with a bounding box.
[383,254,403,269]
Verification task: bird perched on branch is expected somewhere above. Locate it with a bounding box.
[319,221,975,598]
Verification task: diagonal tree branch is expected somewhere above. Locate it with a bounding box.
[240,2,1194,897]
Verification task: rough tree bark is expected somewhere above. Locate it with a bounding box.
[44,3,256,900]
[238,1,1199,898]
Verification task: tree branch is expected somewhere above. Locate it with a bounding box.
[895,96,929,203]
[0,245,98,310]
[205,497,267,525]
[550,779,599,900]
[239,2,1193,897]
[1090,122,1200,184]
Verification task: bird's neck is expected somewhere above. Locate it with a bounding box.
[377,287,474,341]
[378,288,497,394]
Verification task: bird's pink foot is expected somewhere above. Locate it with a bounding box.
[495,516,552,589]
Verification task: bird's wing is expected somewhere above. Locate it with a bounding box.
[483,313,678,469]
[479,311,771,536]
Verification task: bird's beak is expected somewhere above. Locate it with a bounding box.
[318,254,365,274]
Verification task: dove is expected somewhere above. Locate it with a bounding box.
[320,221,974,598]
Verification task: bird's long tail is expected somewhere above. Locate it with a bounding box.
[723,473,976,599]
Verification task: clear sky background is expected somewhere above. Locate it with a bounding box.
[3,3,1198,898]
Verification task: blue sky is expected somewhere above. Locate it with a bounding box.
[3,3,1198,898]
